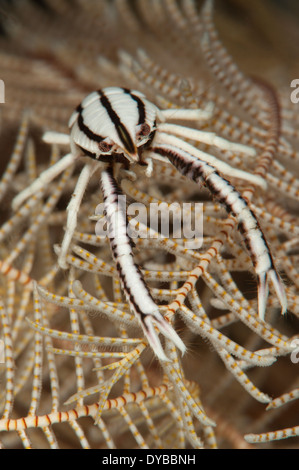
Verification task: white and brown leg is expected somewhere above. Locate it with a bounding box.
[152,131,266,189]
[12,131,73,210]
[151,143,287,321]
[100,165,186,361]
[58,161,98,269]
[12,152,77,210]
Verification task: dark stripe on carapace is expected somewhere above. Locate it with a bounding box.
[123,88,146,125]
[97,89,136,154]
[76,104,105,143]
[78,145,98,160]
[78,145,130,166]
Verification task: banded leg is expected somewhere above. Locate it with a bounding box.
[152,143,287,321]
[153,131,266,189]
[100,165,186,361]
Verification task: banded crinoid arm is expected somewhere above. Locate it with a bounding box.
[100,165,186,362]
[151,143,287,321]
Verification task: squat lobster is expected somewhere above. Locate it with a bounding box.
[12,87,287,361]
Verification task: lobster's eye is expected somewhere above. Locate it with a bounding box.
[98,141,113,153]
[139,123,151,137]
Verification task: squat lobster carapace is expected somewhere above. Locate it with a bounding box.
[12,87,287,361]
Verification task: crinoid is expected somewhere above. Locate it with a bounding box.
[0,0,298,450]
